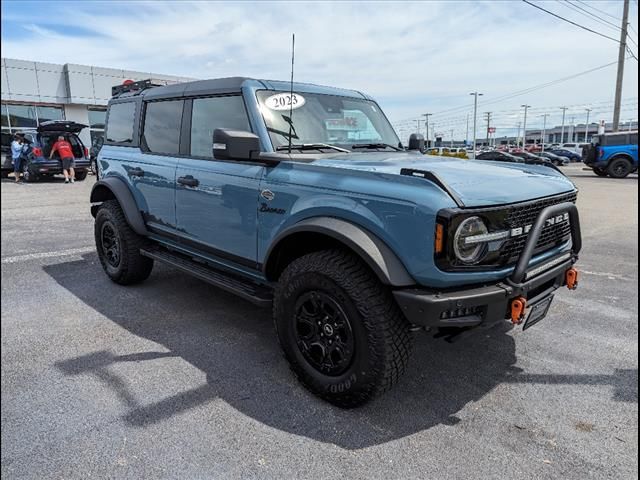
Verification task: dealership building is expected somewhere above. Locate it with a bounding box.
[1,57,194,148]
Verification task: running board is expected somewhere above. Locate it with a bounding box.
[140,246,273,307]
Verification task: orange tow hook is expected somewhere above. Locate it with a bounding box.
[510,296,527,325]
[566,267,579,290]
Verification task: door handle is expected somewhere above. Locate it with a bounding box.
[128,167,145,177]
[178,175,199,187]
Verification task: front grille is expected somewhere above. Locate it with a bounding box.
[499,191,577,263]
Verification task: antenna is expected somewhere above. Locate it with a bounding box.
[287,33,295,154]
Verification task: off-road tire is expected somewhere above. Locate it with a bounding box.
[75,170,88,181]
[273,249,413,408]
[593,167,608,177]
[607,157,632,178]
[94,200,153,285]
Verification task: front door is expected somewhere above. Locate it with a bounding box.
[174,95,264,266]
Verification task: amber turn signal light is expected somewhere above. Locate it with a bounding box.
[510,296,527,325]
[435,223,444,254]
[566,268,579,290]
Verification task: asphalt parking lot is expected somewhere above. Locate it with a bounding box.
[1,165,637,479]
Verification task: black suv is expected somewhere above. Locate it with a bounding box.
[1,121,91,181]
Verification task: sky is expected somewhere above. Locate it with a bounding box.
[1,0,638,141]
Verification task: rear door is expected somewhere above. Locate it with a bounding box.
[175,95,264,266]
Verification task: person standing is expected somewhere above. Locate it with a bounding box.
[11,134,24,183]
[49,135,75,183]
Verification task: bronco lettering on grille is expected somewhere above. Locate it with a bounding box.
[510,212,569,238]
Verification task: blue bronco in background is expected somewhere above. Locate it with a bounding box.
[91,78,582,407]
[583,130,638,178]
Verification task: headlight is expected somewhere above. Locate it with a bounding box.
[453,216,488,264]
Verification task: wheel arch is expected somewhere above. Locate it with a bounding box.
[90,177,148,236]
[264,217,415,287]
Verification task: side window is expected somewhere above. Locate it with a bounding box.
[190,96,251,158]
[106,102,136,143]
[142,100,184,155]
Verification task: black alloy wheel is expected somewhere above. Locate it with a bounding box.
[294,291,355,376]
[100,221,121,268]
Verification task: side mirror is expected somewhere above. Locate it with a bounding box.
[408,133,425,151]
[213,129,260,161]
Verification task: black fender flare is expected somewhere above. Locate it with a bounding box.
[265,217,415,287]
[90,177,148,236]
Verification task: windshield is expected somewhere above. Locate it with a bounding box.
[256,90,401,151]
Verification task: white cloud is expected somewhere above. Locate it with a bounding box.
[1,0,637,136]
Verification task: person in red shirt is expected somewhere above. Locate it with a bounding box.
[50,135,76,183]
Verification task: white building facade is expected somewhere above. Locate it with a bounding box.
[1,57,193,148]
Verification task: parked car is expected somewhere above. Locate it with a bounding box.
[583,130,638,178]
[475,150,524,163]
[91,77,581,407]
[538,151,569,166]
[1,121,91,182]
[1,131,12,178]
[547,148,582,162]
[89,135,104,178]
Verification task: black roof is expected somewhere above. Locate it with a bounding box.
[113,77,258,101]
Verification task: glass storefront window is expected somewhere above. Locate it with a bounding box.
[37,106,64,123]
[1,105,8,127]
[7,104,37,128]
[88,108,106,129]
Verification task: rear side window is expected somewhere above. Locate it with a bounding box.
[190,96,251,158]
[106,102,135,143]
[142,100,184,155]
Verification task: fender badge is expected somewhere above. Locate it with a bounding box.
[260,189,275,201]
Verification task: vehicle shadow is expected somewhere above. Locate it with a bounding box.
[44,254,636,449]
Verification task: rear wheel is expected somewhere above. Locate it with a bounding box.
[75,170,88,181]
[607,157,632,178]
[593,167,608,177]
[273,249,413,408]
[95,200,153,285]
[21,163,38,182]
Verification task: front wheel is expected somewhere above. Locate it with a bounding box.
[593,167,608,177]
[607,157,632,178]
[273,250,414,408]
[94,200,154,285]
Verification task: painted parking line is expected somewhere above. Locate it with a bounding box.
[1,246,95,264]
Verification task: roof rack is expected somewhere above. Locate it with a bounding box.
[111,79,166,97]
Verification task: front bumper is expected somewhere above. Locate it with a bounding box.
[394,202,581,328]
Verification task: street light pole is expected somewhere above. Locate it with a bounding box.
[470,91,483,158]
[521,105,530,149]
[560,106,568,144]
[584,108,592,142]
[484,112,492,148]
[466,113,469,146]
[516,122,521,147]
[450,129,454,148]
[540,113,549,153]
[422,113,432,147]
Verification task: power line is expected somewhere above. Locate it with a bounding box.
[575,0,622,22]
[414,60,622,122]
[522,0,621,43]
[561,0,622,32]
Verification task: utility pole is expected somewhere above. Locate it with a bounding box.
[450,129,454,148]
[415,119,421,134]
[569,115,575,142]
[613,0,630,131]
[470,91,483,158]
[521,105,530,149]
[629,120,634,132]
[422,113,432,147]
[584,108,592,142]
[540,113,549,152]
[516,122,521,147]
[484,112,492,147]
[559,106,568,144]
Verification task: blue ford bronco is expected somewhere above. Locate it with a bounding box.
[91,78,582,407]
[583,130,638,178]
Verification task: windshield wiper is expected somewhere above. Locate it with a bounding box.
[276,143,351,153]
[352,143,402,151]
